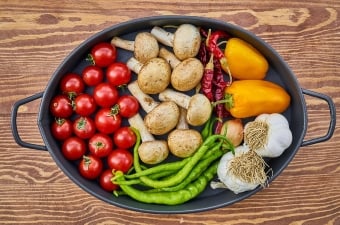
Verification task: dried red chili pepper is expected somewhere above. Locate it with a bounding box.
[206,29,232,85]
[213,57,229,134]
[198,41,208,66]
[201,53,214,101]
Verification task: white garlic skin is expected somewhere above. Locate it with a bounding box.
[217,145,259,194]
[244,113,293,158]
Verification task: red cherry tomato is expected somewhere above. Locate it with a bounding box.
[107,148,133,173]
[94,108,122,134]
[88,133,113,158]
[90,43,117,67]
[62,136,86,160]
[99,169,119,192]
[113,127,136,149]
[74,93,97,116]
[73,116,96,139]
[59,73,85,96]
[78,155,103,180]
[106,62,131,86]
[93,83,119,108]
[82,65,104,86]
[50,95,73,118]
[51,118,73,140]
[116,95,139,118]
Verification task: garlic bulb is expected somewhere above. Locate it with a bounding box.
[214,145,268,194]
[244,113,292,158]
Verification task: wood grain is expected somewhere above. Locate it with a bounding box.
[1,0,339,224]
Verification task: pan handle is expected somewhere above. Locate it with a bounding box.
[301,89,336,146]
[11,92,47,151]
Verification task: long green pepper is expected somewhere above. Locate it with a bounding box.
[136,134,226,189]
[159,145,224,192]
[115,161,219,205]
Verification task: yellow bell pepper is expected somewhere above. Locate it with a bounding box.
[223,80,290,118]
[225,38,269,80]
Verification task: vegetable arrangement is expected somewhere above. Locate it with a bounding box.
[49,23,293,205]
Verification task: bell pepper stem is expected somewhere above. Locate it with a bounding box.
[212,93,233,110]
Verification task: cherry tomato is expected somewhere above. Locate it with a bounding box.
[50,95,73,118]
[113,127,136,149]
[107,149,133,173]
[82,65,104,86]
[78,155,103,180]
[74,93,97,116]
[73,116,96,139]
[116,95,139,118]
[90,42,117,67]
[62,136,86,160]
[93,83,119,108]
[99,169,119,192]
[88,133,113,158]
[95,108,122,134]
[51,118,73,140]
[59,73,85,96]
[106,62,131,86]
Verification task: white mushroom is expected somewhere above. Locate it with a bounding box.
[159,47,204,91]
[151,24,201,60]
[128,113,169,164]
[167,107,203,158]
[159,88,212,126]
[128,81,179,135]
[126,57,171,94]
[111,32,159,63]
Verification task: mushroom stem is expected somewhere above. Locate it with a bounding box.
[159,47,181,69]
[128,113,154,142]
[127,80,159,113]
[176,107,189,130]
[111,37,135,51]
[151,26,174,47]
[159,88,212,126]
[126,57,143,74]
[158,88,190,109]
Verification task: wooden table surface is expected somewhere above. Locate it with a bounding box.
[1,0,339,224]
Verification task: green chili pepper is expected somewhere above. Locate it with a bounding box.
[160,145,224,192]
[114,169,178,186]
[130,127,142,173]
[201,117,213,140]
[137,134,226,189]
[114,161,219,205]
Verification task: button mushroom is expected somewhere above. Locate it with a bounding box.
[167,107,203,158]
[111,32,159,63]
[128,81,179,135]
[128,113,169,165]
[159,88,212,126]
[126,57,171,94]
[151,24,201,60]
[159,47,204,91]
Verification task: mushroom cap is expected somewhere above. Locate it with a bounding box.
[168,129,202,158]
[171,58,204,91]
[137,57,171,94]
[134,32,159,63]
[173,24,201,60]
[187,94,212,126]
[138,140,169,164]
[144,101,180,135]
